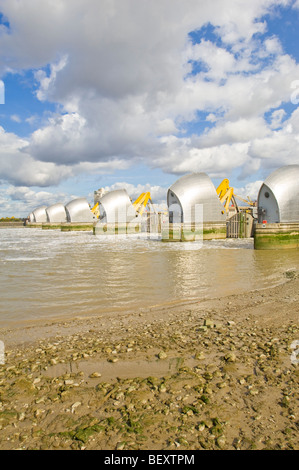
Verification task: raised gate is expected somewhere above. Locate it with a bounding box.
[227,212,254,238]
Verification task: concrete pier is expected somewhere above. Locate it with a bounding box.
[163,173,227,243]
[255,165,299,249]
[161,222,226,242]
[42,223,62,230]
[0,222,25,228]
[25,222,43,228]
[94,222,142,236]
[61,222,96,232]
[202,223,227,240]
[254,223,299,250]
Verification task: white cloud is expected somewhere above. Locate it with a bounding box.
[0,185,79,217]
[0,126,70,186]
[25,115,39,125]
[156,119,178,136]
[0,126,130,188]
[102,181,167,205]
[34,55,68,102]
[154,138,251,177]
[7,186,68,206]
[10,114,21,123]
[234,180,263,201]
[196,117,270,147]
[264,37,283,55]
[0,0,298,206]
[206,114,217,123]
[270,109,286,129]
[0,180,168,218]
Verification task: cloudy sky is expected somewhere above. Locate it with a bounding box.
[0,0,299,216]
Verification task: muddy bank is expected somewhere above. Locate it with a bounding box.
[0,275,298,450]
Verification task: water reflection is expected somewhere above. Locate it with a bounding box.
[0,228,298,326]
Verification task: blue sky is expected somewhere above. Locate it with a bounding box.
[0,0,299,216]
[0,70,57,135]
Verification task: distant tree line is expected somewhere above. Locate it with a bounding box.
[0,217,23,222]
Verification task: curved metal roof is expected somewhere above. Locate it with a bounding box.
[46,203,67,223]
[98,189,137,224]
[167,173,226,223]
[65,198,96,223]
[32,206,48,223]
[258,165,299,223]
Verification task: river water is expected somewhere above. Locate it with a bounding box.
[0,228,299,327]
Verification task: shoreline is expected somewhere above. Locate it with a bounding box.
[0,269,290,348]
[0,276,298,450]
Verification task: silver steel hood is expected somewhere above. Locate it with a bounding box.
[98,189,138,224]
[65,198,96,223]
[32,206,48,223]
[167,173,226,224]
[258,165,299,223]
[46,203,67,223]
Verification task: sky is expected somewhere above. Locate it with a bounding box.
[0,0,299,217]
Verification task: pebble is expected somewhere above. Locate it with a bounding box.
[195,352,205,360]
[18,413,26,422]
[71,402,81,413]
[204,319,215,328]
[116,442,126,450]
[64,380,74,386]
[216,436,226,448]
[89,372,102,378]
[158,351,167,360]
[224,353,236,363]
[34,409,45,418]
[0,288,297,452]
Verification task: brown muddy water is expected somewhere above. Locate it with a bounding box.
[0,228,299,328]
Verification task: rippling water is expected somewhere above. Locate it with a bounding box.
[0,228,299,327]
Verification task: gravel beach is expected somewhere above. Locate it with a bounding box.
[0,273,298,450]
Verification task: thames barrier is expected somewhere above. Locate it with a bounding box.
[25,165,299,250]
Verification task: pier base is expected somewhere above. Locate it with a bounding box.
[0,222,24,228]
[254,223,299,250]
[94,222,142,236]
[42,223,62,230]
[25,222,43,228]
[161,222,226,242]
[61,222,96,232]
